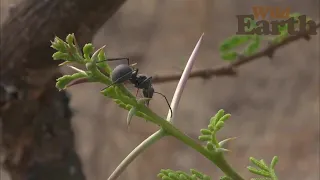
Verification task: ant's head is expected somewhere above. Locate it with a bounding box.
[142,86,154,99]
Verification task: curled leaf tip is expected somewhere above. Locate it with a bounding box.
[65,77,91,88]
[270,156,279,169]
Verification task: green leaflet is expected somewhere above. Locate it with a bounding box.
[56,72,88,90]
[243,35,261,56]
[199,109,234,153]
[271,13,313,43]
[158,169,211,180]
[220,12,313,61]
[248,156,279,180]
[219,18,260,61]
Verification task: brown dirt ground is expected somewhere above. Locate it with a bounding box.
[1,0,319,180]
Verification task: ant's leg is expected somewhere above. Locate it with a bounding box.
[108,58,129,65]
[101,82,125,91]
[136,88,145,98]
[101,85,111,91]
[96,58,130,65]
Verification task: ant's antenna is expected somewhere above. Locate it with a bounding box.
[154,91,173,118]
[96,58,130,65]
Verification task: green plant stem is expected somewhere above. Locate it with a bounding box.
[108,130,166,180]
[142,108,244,180]
[163,123,243,180]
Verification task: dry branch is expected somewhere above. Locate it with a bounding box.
[152,23,320,84]
[0,0,126,179]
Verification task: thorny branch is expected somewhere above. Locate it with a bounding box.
[151,23,320,84]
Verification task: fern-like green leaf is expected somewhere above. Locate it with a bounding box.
[248,156,279,180]
[56,72,88,90]
[208,124,215,131]
[218,114,231,123]
[199,110,236,153]
[83,43,94,59]
[220,51,238,61]
[215,121,225,131]
[212,109,225,126]
[198,135,212,142]
[52,52,72,61]
[247,166,271,177]
[219,35,252,52]
[51,36,68,53]
[200,129,211,135]
[243,35,261,56]
[158,169,211,180]
[250,157,270,172]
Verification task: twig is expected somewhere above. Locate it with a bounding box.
[152,23,320,84]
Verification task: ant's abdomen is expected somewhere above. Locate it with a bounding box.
[111,64,133,83]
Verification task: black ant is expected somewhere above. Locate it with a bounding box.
[96,58,173,118]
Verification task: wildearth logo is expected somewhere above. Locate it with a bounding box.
[236,6,318,35]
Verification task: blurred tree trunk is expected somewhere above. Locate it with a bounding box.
[0,0,126,179]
